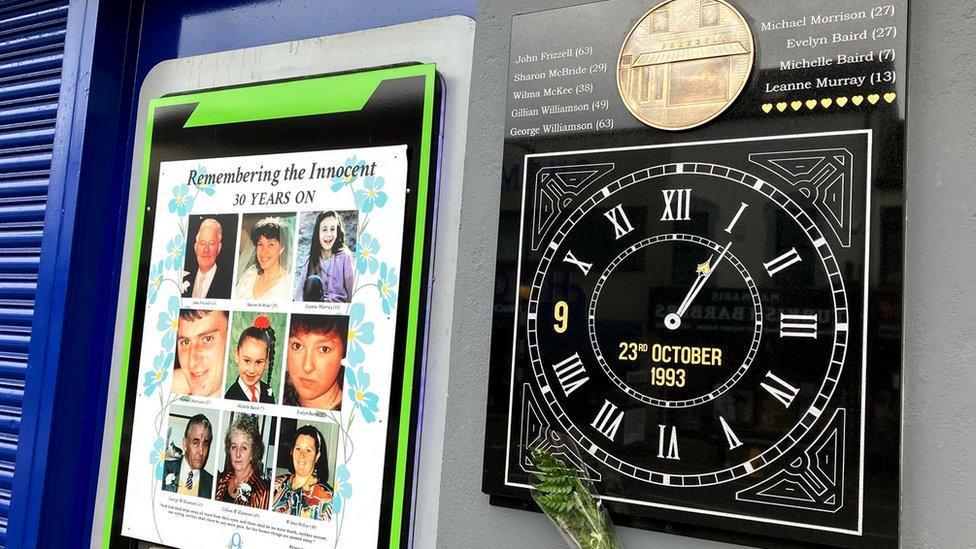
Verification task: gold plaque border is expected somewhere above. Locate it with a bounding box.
[616,0,756,131]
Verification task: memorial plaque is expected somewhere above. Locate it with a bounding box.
[105,64,443,549]
[483,1,908,546]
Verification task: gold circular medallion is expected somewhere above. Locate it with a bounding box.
[617,0,754,130]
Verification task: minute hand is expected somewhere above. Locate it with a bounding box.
[675,242,731,318]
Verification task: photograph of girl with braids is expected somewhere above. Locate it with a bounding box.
[282,313,349,410]
[223,311,286,404]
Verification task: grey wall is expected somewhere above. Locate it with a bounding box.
[900,0,976,547]
[438,0,976,547]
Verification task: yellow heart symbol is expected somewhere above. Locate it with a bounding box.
[791,101,802,111]
[836,97,848,107]
[884,92,897,103]
[821,98,833,108]
[851,95,864,106]
[805,99,817,110]
[776,102,788,112]
[868,93,880,104]
[762,103,773,113]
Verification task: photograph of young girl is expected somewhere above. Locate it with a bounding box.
[293,210,358,303]
[223,311,286,404]
[271,417,339,521]
[213,412,276,509]
[282,313,349,410]
[234,213,296,301]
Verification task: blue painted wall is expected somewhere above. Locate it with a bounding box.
[8,1,475,547]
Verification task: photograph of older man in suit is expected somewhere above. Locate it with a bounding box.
[161,411,215,499]
[183,214,238,299]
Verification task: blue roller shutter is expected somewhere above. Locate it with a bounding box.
[0,0,68,543]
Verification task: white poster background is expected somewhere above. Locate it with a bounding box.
[121,144,408,548]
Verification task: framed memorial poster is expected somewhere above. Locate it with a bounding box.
[103,63,442,548]
[482,1,908,547]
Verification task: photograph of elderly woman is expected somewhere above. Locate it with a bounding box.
[223,311,286,404]
[293,210,358,303]
[160,405,219,499]
[234,213,297,301]
[271,417,340,520]
[282,313,349,411]
[213,412,276,509]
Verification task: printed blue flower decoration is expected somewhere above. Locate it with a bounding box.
[345,367,380,423]
[157,296,180,349]
[165,234,185,270]
[330,156,366,191]
[355,233,380,274]
[148,260,165,304]
[149,437,167,480]
[143,350,172,396]
[346,303,375,367]
[378,263,399,315]
[332,465,352,515]
[355,176,388,213]
[168,184,194,216]
[193,165,215,196]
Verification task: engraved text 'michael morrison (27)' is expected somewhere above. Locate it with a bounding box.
[760,10,868,31]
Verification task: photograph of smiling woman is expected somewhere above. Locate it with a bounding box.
[234,214,295,301]
[282,314,349,410]
[272,418,338,521]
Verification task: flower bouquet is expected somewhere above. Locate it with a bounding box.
[529,442,621,549]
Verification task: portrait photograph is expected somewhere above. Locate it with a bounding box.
[213,411,277,509]
[282,313,349,411]
[271,417,340,520]
[293,210,359,303]
[160,405,219,499]
[234,213,297,301]
[182,213,239,300]
[223,311,286,404]
[170,308,229,399]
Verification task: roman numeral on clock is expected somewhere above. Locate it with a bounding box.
[780,313,818,339]
[657,425,680,460]
[661,188,692,221]
[724,202,748,233]
[591,400,623,441]
[603,204,634,240]
[763,247,802,277]
[761,371,800,408]
[562,250,592,276]
[719,416,743,450]
[551,353,589,396]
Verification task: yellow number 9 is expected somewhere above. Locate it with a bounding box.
[553,301,569,333]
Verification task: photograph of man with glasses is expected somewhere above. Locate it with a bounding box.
[183,214,238,300]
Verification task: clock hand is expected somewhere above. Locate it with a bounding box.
[665,242,732,330]
[665,267,708,330]
[674,255,713,314]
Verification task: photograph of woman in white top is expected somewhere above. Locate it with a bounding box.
[234,215,294,301]
[294,211,355,302]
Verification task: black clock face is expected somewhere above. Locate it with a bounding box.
[528,162,848,486]
[485,131,877,544]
